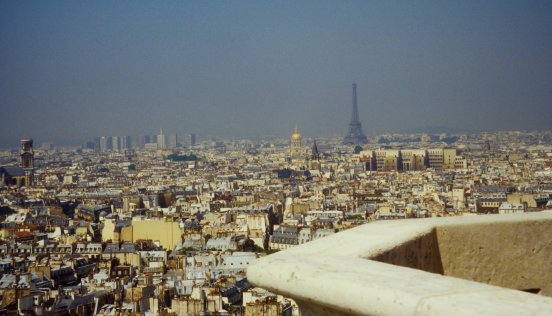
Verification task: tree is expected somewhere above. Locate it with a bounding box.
[354,145,363,154]
[276,168,293,180]
[167,153,198,161]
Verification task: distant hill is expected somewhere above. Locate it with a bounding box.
[400,126,479,134]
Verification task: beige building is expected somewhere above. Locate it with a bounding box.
[101,219,116,242]
[507,192,549,209]
[171,287,224,315]
[427,148,444,170]
[401,149,426,171]
[119,218,182,250]
[362,148,463,172]
[375,150,400,172]
[237,213,269,248]
[443,148,457,169]
[246,299,282,316]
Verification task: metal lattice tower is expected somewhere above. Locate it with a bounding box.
[343,83,368,145]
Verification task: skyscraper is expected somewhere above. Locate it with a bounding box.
[343,83,368,145]
[111,136,120,151]
[167,134,178,148]
[99,136,108,152]
[157,128,166,149]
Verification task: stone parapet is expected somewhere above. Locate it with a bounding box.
[248,212,552,315]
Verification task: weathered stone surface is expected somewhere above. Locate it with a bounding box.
[247,213,552,315]
[436,220,552,294]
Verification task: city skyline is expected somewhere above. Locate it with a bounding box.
[1,1,552,147]
[1,2,551,310]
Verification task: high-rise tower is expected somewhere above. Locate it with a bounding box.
[157,128,166,149]
[343,83,368,145]
[20,139,34,187]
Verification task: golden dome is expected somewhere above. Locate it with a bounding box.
[291,126,301,140]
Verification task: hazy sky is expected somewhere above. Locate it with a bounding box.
[1,1,551,147]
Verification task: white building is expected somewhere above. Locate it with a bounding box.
[498,202,524,214]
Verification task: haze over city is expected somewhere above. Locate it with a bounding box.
[1,1,551,147]
[2,2,552,314]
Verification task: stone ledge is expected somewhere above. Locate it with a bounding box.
[247,213,552,315]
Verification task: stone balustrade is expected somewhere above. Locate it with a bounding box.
[247,212,552,315]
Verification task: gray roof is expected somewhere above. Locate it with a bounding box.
[103,243,119,253]
[0,166,25,176]
[120,243,137,252]
[115,219,132,230]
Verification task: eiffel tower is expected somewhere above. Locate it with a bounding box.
[343,83,368,145]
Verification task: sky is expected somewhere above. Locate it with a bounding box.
[1,1,551,147]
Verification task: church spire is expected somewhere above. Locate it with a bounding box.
[311,139,320,161]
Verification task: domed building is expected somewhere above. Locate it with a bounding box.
[290,126,302,158]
